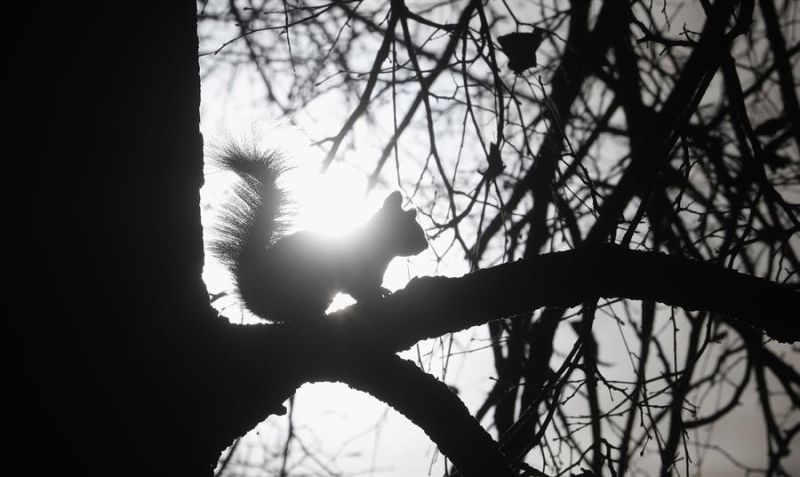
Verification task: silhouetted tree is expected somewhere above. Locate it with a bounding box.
[200,0,799,475]
[10,1,797,476]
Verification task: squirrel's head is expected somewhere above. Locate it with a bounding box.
[373,191,428,256]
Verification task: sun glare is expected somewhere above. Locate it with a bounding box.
[223,121,379,237]
[284,161,374,236]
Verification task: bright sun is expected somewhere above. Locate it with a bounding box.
[239,122,380,237]
[283,160,375,236]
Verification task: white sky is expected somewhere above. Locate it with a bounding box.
[198,1,800,475]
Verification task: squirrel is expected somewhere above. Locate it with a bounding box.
[210,143,428,324]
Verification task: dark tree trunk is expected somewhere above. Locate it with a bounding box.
[10,2,226,474]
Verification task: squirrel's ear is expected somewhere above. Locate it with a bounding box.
[383,191,403,210]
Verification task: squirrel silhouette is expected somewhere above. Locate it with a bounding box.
[211,143,428,323]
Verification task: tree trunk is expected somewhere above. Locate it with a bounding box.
[10,2,225,474]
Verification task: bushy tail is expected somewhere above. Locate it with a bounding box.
[210,143,291,317]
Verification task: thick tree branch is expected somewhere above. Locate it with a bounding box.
[318,244,799,350]
[304,352,514,477]
[225,243,797,444]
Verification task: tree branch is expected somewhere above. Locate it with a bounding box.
[320,244,799,351]
[304,352,514,477]
[220,243,797,473]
